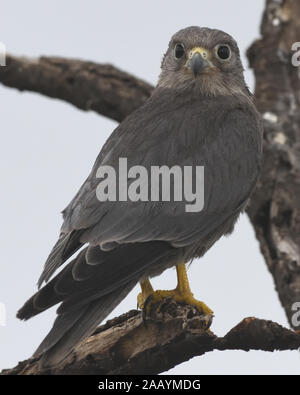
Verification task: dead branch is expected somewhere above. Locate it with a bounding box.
[246,0,300,328]
[0,54,153,122]
[2,300,300,375]
[1,0,300,375]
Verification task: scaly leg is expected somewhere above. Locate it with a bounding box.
[137,262,213,315]
[137,278,154,309]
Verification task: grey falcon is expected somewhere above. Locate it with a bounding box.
[17,26,263,367]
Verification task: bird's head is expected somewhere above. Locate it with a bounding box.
[158,26,248,96]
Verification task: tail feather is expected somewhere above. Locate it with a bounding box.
[38,230,84,288]
[17,263,72,321]
[17,278,60,321]
[34,280,136,367]
[18,240,174,368]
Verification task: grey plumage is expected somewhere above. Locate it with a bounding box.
[17,26,263,367]
[34,281,137,367]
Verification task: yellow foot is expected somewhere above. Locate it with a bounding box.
[138,263,213,322]
[141,288,213,317]
[137,278,154,309]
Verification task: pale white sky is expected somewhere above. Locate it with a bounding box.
[0,0,299,374]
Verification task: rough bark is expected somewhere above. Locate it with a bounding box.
[1,0,300,375]
[2,300,300,375]
[0,54,153,122]
[247,0,300,328]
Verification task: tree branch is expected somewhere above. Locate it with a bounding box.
[246,0,300,328]
[2,300,300,375]
[0,54,153,122]
[1,0,300,375]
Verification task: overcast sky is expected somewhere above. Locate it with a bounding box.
[0,0,299,374]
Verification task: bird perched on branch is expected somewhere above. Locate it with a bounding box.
[17,26,263,367]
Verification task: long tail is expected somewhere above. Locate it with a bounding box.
[34,280,136,367]
[17,241,173,367]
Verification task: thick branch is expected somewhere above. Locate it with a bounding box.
[2,300,300,375]
[0,54,153,122]
[1,0,300,375]
[246,0,300,328]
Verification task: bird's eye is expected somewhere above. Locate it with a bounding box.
[216,45,231,60]
[175,43,185,59]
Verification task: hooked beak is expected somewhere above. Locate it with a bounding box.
[188,48,212,77]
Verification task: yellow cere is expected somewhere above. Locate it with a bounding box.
[189,47,210,60]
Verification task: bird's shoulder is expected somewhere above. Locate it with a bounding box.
[99,87,260,164]
[61,88,262,237]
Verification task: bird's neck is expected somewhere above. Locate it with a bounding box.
[157,70,251,101]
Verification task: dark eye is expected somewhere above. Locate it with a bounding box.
[175,43,185,59]
[216,45,231,60]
